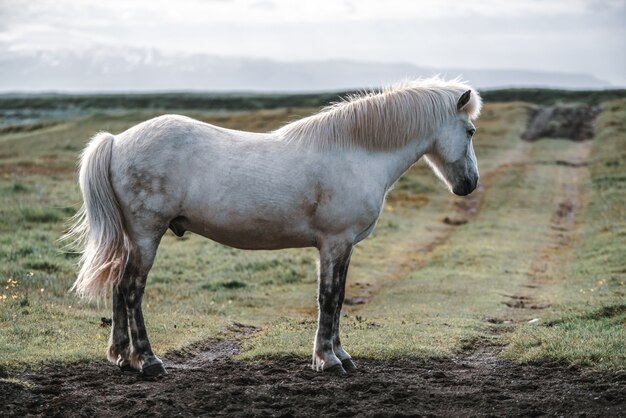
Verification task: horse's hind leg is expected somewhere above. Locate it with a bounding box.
[107,287,132,372]
[121,236,166,377]
[313,240,353,375]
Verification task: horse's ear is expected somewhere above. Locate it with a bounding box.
[457,90,472,111]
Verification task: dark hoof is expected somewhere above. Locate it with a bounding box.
[324,364,347,376]
[341,358,357,372]
[118,362,138,374]
[141,363,167,378]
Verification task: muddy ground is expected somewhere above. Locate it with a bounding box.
[2,336,625,417]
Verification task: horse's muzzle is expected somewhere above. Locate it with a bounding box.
[452,177,478,196]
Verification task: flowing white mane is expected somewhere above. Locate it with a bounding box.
[276,77,482,151]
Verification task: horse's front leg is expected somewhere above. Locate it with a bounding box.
[313,241,353,375]
[107,287,132,372]
[332,248,357,372]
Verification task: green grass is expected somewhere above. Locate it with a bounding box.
[0,100,624,372]
[19,207,71,223]
[6,183,30,193]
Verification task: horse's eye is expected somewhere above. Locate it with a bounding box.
[467,128,476,137]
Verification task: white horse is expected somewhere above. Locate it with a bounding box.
[67,77,482,377]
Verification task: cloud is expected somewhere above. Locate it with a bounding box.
[250,0,276,11]
[1,0,618,28]
[0,0,624,85]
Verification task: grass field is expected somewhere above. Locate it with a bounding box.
[0,99,624,373]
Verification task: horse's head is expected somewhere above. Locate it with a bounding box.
[425,90,481,196]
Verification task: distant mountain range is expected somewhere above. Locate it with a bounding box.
[0,47,611,92]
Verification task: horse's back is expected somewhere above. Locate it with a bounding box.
[115,114,268,150]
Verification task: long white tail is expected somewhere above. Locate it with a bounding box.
[65,132,131,299]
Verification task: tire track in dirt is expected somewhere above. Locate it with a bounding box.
[499,140,592,313]
[529,142,591,284]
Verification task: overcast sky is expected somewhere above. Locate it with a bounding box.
[1,0,625,86]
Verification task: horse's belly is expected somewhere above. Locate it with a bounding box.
[182,215,314,250]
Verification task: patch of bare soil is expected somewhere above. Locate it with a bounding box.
[1,340,624,417]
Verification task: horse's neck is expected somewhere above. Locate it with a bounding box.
[362,135,433,191]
